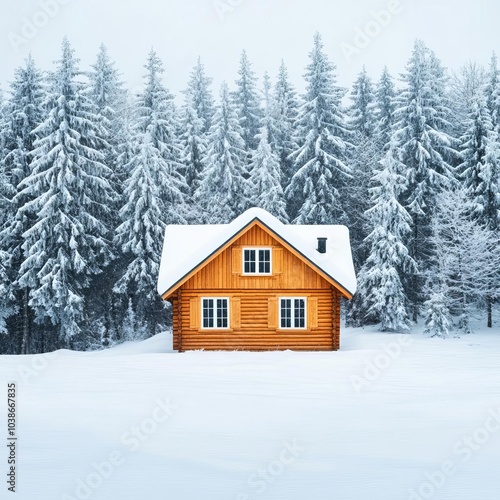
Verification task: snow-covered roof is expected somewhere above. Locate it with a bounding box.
[157,207,357,298]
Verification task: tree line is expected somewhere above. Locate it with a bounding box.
[0,34,499,353]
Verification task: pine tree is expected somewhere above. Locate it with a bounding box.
[287,32,352,224]
[261,72,274,138]
[375,66,396,149]
[272,60,299,189]
[184,57,215,135]
[350,148,416,331]
[0,55,45,352]
[0,85,6,156]
[347,67,379,271]
[391,40,457,320]
[234,50,261,152]
[423,292,450,338]
[87,44,125,175]
[349,66,376,138]
[344,137,383,273]
[135,50,183,182]
[179,94,207,199]
[449,62,487,138]
[114,49,186,335]
[0,86,10,248]
[249,126,288,222]
[17,38,114,347]
[0,249,16,336]
[458,89,494,213]
[480,128,500,234]
[121,299,148,341]
[114,134,179,334]
[0,85,16,336]
[485,53,500,126]
[195,82,249,222]
[86,44,127,345]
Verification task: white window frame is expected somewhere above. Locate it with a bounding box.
[279,297,307,330]
[242,247,272,275]
[201,297,230,330]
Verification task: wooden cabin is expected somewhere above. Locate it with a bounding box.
[157,208,356,352]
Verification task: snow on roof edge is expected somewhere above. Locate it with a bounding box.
[157,207,357,298]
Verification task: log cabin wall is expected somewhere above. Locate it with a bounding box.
[172,224,341,351]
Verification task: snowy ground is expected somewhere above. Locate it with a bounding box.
[1,322,500,500]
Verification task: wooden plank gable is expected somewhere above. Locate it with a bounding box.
[161,219,353,299]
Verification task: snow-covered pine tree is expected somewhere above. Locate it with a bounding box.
[346,66,380,271]
[272,60,299,190]
[249,125,288,222]
[485,53,500,127]
[17,38,114,348]
[183,57,215,135]
[233,50,262,152]
[0,86,7,164]
[179,94,207,200]
[480,127,500,234]
[0,85,10,259]
[88,44,124,127]
[375,66,396,150]
[349,66,376,138]
[137,50,183,173]
[423,291,451,338]
[121,298,148,341]
[113,49,186,336]
[261,72,275,140]
[87,44,125,177]
[423,214,453,338]
[458,89,494,212]
[0,55,45,352]
[195,82,249,222]
[85,44,128,346]
[113,134,179,336]
[344,136,383,273]
[449,62,487,139]
[0,89,17,338]
[391,40,457,320]
[349,148,416,331]
[286,32,352,224]
[0,248,16,337]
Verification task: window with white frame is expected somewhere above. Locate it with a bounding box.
[279,298,306,329]
[243,248,271,274]
[202,298,229,329]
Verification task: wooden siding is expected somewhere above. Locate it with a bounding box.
[170,224,342,351]
[175,289,337,351]
[182,224,331,291]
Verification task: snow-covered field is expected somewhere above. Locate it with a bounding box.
[2,323,500,500]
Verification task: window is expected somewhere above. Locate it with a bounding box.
[243,248,271,274]
[202,298,229,329]
[280,298,306,329]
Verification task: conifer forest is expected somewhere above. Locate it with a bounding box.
[1,34,499,353]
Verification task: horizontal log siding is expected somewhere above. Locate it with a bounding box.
[177,289,335,351]
[170,297,181,351]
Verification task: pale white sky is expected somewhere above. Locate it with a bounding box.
[0,0,498,98]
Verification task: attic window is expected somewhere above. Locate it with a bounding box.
[243,248,271,275]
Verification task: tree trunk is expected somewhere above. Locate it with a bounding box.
[487,296,492,328]
[412,215,419,323]
[21,287,30,354]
